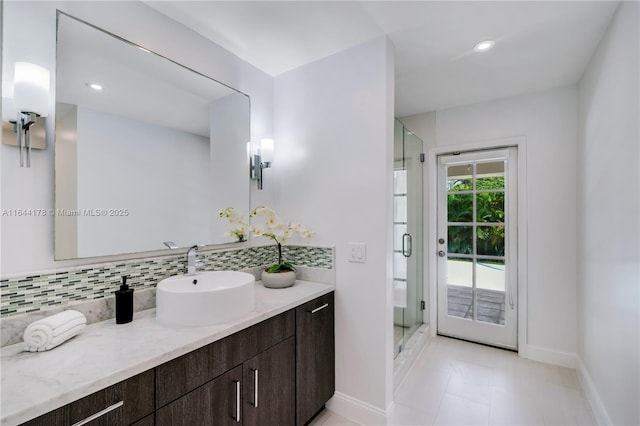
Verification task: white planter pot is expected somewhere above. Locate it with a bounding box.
[261,270,296,288]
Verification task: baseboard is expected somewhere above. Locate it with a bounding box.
[326,392,387,425]
[525,344,577,368]
[576,356,613,426]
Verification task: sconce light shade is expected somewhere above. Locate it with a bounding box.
[260,138,274,164]
[1,97,17,122]
[250,138,274,190]
[14,62,50,117]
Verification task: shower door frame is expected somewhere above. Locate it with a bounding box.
[426,136,529,356]
[393,119,425,359]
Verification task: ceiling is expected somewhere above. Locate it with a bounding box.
[145,1,619,116]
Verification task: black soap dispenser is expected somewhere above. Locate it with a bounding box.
[115,276,134,324]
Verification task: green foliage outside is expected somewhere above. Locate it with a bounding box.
[447,177,505,257]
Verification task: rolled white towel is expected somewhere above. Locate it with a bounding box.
[23,310,87,352]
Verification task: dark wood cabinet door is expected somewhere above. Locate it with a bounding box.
[243,337,295,426]
[296,292,335,425]
[155,365,242,426]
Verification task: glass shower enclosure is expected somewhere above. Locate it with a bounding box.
[393,119,424,359]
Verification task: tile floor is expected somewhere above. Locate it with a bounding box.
[313,336,596,425]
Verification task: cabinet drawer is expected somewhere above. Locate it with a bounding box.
[21,370,154,426]
[68,370,154,426]
[256,309,294,352]
[20,407,66,426]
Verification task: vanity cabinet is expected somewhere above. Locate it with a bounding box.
[18,292,333,426]
[296,292,335,425]
[155,310,296,426]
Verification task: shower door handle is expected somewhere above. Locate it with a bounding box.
[402,233,412,257]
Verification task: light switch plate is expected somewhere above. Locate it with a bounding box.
[348,243,366,263]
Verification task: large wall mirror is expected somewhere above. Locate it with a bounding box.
[54,12,250,260]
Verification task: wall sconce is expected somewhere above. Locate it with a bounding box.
[250,138,274,190]
[4,62,50,168]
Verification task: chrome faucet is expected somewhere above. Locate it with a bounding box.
[163,241,179,249]
[187,245,200,275]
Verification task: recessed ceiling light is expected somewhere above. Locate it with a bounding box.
[86,82,103,91]
[473,40,495,52]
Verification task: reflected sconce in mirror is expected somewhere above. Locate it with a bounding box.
[2,62,50,168]
[250,138,274,190]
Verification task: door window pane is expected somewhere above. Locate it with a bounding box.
[475,289,505,325]
[448,286,473,319]
[476,161,505,189]
[477,258,507,327]
[448,226,473,254]
[447,257,473,287]
[476,191,504,223]
[476,226,505,256]
[448,193,473,222]
[476,259,505,291]
[447,164,473,191]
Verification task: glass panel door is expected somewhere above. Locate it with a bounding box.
[437,148,517,349]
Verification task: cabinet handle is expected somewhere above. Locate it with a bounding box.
[308,303,329,314]
[251,368,259,407]
[233,380,241,422]
[70,401,123,426]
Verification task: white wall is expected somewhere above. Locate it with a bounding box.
[400,111,436,153]
[273,37,395,421]
[403,86,579,359]
[577,2,640,425]
[1,1,274,275]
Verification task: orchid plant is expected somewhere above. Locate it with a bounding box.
[218,207,248,242]
[250,206,312,273]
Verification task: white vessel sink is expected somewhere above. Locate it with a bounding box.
[156,271,255,326]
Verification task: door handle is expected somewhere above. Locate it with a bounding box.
[251,368,259,407]
[308,303,329,314]
[232,380,241,422]
[71,401,123,426]
[402,233,412,257]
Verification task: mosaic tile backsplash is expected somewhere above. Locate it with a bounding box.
[0,245,333,318]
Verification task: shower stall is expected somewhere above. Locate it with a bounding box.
[393,119,425,359]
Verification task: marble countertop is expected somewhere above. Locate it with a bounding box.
[0,280,334,426]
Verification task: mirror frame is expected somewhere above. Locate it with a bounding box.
[54,11,252,261]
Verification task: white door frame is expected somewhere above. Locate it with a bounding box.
[426,136,528,357]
